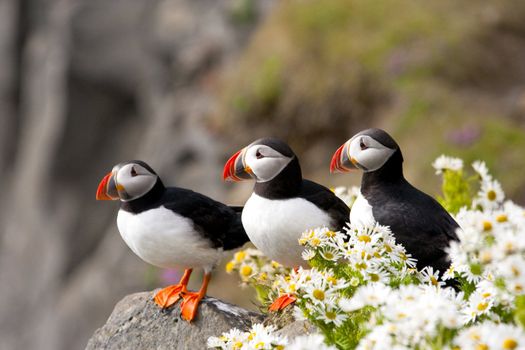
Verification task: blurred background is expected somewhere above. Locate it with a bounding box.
[1,0,525,349]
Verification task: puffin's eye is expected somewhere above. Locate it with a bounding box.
[130,167,138,177]
[360,139,368,150]
[256,150,264,159]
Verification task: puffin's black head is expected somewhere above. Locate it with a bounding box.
[96,160,160,202]
[330,128,402,173]
[223,137,296,183]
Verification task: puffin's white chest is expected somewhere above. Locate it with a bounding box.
[117,207,223,270]
[350,192,375,226]
[241,193,333,267]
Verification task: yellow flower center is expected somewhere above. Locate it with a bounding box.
[325,311,337,320]
[327,276,337,285]
[326,230,336,238]
[487,190,497,201]
[311,238,321,246]
[313,289,325,301]
[480,251,492,263]
[255,342,265,349]
[233,341,243,349]
[482,292,491,298]
[259,272,268,281]
[240,265,253,277]
[358,235,371,243]
[482,221,493,231]
[505,242,516,254]
[225,261,235,273]
[430,276,438,286]
[477,302,488,311]
[476,344,488,350]
[235,251,246,262]
[356,262,367,270]
[370,273,380,282]
[384,244,392,253]
[503,339,518,349]
[497,214,508,223]
[323,252,334,260]
[512,266,520,277]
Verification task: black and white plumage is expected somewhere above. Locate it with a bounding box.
[223,138,350,267]
[96,160,248,321]
[330,128,459,273]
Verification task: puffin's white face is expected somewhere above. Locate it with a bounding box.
[114,163,158,201]
[244,144,293,183]
[348,134,396,172]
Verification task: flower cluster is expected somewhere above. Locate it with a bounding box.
[212,156,525,350]
[225,248,290,304]
[207,324,287,349]
[445,160,525,325]
[350,284,464,349]
[299,224,417,286]
[207,323,336,350]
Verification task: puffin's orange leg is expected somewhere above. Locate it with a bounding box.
[180,272,211,322]
[269,293,297,312]
[154,268,192,308]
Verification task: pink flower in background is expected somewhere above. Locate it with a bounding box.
[447,125,482,147]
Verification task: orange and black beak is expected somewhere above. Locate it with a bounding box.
[96,172,120,200]
[330,140,359,173]
[222,147,254,182]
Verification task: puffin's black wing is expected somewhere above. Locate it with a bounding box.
[162,187,249,251]
[299,180,350,231]
[369,183,459,272]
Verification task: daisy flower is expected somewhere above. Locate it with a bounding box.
[432,155,463,174]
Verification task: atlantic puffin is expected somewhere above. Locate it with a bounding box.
[330,128,459,273]
[96,160,248,321]
[223,138,349,310]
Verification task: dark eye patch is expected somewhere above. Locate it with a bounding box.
[130,166,138,177]
[360,139,368,150]
[256,150,264,159]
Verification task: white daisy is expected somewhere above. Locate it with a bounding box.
[432,155,463,174]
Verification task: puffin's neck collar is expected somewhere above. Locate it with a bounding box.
[254,157,302,199]
[361,149,405,192]
[120,178,166,213]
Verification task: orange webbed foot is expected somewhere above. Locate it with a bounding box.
[269,293,297,312]
[180,292,204,322]
[154,284,186,309]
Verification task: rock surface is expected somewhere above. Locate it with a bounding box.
[86,291,264,350]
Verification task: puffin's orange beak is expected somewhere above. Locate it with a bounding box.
[222,147,253,182]
[96,172,119,200]
[330,140,358,173]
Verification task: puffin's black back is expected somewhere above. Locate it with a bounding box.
[360,139,459,272]
[122,180,249,251]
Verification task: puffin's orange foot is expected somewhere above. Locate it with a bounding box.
[180,292,204,322]
[154,284,186,308]
[269,293,296,312]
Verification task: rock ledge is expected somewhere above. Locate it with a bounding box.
[86,291,264,350]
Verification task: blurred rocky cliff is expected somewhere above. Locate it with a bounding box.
[2,0,525,349]
[0,0,274,349]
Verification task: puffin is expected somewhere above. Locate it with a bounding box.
[223,138,350,309]
[96,160,249,321]
[330,128,459,274]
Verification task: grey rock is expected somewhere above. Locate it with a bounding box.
[86,291,264,350]
[277,320,317,340]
